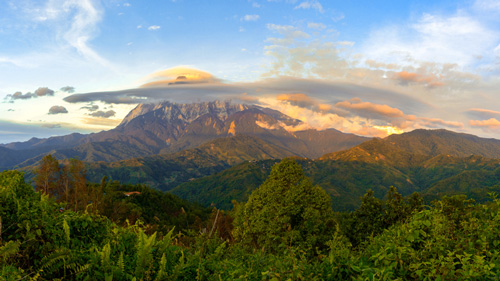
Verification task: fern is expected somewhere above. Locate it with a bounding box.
[0,240,20,261]
[154,253,168,281]
[135,231,157,278]
[117,251,125,273]
[62,219,70,246]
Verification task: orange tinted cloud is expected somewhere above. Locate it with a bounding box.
[140,66,217,88]
[276,93,335,114]
[277,93,314,105]
[394,71,445,88]
[335,99,405,119]
[469,118,500,129]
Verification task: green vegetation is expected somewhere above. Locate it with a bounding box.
[233,159,334,252]
[2,158,500,280]
[173,154,500,211]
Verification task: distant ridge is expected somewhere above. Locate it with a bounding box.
[321,129,500,165]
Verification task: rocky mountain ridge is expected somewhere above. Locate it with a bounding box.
[0,100,368,169]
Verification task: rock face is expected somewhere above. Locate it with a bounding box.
[0,100,369,168]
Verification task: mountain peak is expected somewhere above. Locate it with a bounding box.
[118,100,252,127]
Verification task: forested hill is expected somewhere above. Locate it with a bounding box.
[172,129,500,211]
[322,129,500,162]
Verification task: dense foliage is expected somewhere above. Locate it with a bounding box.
[173,156,500,211]
[233,159,334,252]
[2,158,500,280]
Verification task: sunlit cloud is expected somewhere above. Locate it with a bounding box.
[470,118,500,130]
[140,66,218,87]
[393,71,444,88]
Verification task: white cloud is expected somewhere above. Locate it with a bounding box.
[294,1,324,13]
[252,2,261,8]
[137,25,142,29]
[474,0,500,12]
[30,0,109,67]
[123,3,131,7]
[307,22,325,30]
[362,13,500,70]
[148,25,161,30]
[242,14,260,21]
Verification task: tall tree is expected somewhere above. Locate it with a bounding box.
[233,158,334,252]
[34,154,61,197]
[68,158,87,211]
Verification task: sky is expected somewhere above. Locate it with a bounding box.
[1,0,500,144]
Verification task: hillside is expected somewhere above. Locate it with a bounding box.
[81,134,295,190]
[172,129,500,211]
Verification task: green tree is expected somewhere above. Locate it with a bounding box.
[233,158,334,252]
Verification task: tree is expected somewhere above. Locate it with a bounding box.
[233,158,334,252]
[68,158,87,211]
[34,154,61,197]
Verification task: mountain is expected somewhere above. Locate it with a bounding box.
[171,129,500,211]
[81,134,295,190]
[1,101,368,169]
[321,129,500,165]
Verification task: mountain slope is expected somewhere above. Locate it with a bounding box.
[321,129,500,165]
[383,129,500,158]
[172,129,500,211]
[82,134,295,190]
[1,101,368,169]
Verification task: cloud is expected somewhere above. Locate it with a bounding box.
[34,87,55,97]
[362,13,499,69]
[88,110,116,118]
[242,15,260,21]
[60,86,75,93]
[307,22,326,30]
[466,108,500,120]
[393,71,444,88]
[294,1,324,13]
[276,93,337,114]
[0,120,92,144]
[7,109,15,112]
[48,106,68,115]
[41,123,62,129]
[63,66,466,137]
[148,25,161,30]
[474,0,500,13]
[5,87,55,101]
[81,104,99,111]
[335,99,405,120]
[7,91,36,100]
[81,117,121,127]
[470,118,500,129]
[140,66,219,87]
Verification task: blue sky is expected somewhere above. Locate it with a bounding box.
[1,0,500,143]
